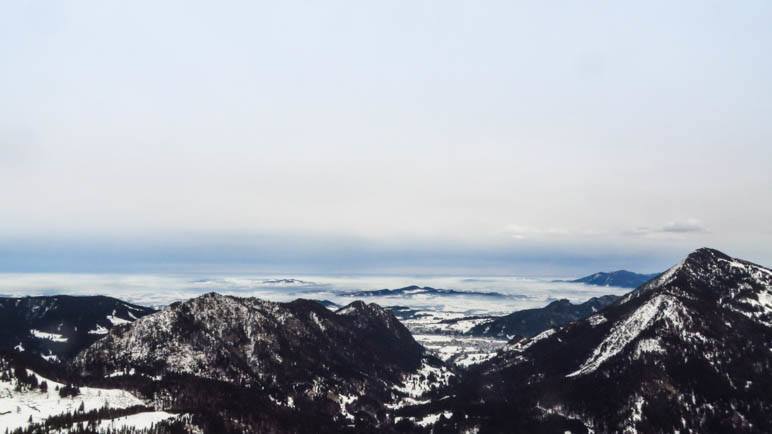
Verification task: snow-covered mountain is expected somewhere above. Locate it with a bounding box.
[0,295,156,363]
[418,248,772,433]
[467,295,619,338]
[73,293,452,431]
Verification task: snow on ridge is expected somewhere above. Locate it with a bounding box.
[503,328,555,353]
[620,261,683,305]
[30,329,68,343]
[650,261,684,288]
[567,295,679,377]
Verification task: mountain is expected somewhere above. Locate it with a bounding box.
[569,270,659,288]
[467,295,619,338]
[416,248,772,433]
[0,295,156,362]
[74,293,453,431]
[342,285,513,298]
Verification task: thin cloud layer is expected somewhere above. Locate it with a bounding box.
[628,219,708,237]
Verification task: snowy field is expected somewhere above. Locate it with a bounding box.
[0,367,147,431]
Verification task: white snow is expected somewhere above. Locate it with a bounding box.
[0,365,146,431]
[88,324,109,335]
[30,329,68,343]
[415,411,453,427]
[454,352,496,367]
[107,311,131,326]
[309,312,326,331]
[653,261,685,287]
[40,352,60,363]
[106,368,136,378]
[567,295,679,377]
[89,411,178,431]
[735,286,772,328]
[633,338,666,359]
[411,333,504,366]
[587,314,607,326]
[503,328,555,353]
[337,393,357,421]
[392,359,454,399]
[623,395,645,434]
[14,342,24,352]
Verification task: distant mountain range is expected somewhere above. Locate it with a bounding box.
[341,285,515,298]
[567,269,660,288]
[2,248,771,433]
[467,295,619,338]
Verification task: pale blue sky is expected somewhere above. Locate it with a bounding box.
[1,1,771,274]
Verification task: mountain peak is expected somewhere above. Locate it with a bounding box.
[684,247,731,264]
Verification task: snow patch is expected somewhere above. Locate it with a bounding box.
[30,329,68,343]
[415,411,453,427]
[88,324,109,335]
[107,311,131,326]
[309,312,326,331]
[587,314,607,327]
[89,411,178,431]
[454,352,496,367]
[337,393,357,421]
[0,364,146,431]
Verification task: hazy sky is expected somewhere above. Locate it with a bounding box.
[1,1,771,274]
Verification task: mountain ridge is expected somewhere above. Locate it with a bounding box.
[0,295,156,362]
[467,294,620,338]
[567,269,660,288]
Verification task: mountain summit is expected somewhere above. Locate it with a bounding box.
[422,248,772,433]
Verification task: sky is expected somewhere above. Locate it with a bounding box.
[1,1,771,275]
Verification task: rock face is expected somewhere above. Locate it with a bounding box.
[74,293,448,429]
[424,248,772,434]
[468,295,619,338]
[0,295,155,362]
[570,270,660,288]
